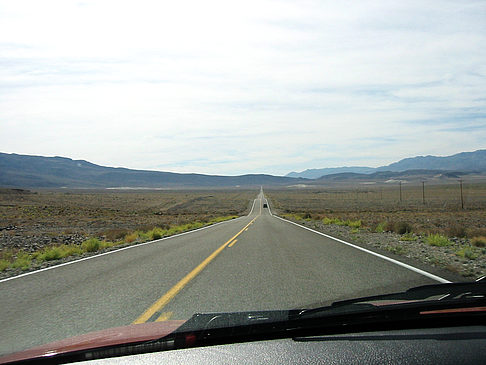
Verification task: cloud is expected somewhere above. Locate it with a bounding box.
[1,0,485,176]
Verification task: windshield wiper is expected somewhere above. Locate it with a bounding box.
[296,277,486,319]
[159,279,486,348]
[153,279,486,351]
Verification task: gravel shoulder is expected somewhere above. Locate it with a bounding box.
[277,215,484,282]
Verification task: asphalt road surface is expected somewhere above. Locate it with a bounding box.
[0,189,451,356]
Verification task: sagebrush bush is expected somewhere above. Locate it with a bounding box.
[456,247,478,260]
[385,221,412,234]
[395,222,412,234]
[447,224,467,238]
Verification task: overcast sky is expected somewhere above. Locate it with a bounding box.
[1,0,485,176]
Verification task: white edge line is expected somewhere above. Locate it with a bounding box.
[248,198,257,215]
[272,215,451,284]
[0,214,249,284]
[266,198,273,216]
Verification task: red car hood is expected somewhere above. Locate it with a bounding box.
[0,320,185,364]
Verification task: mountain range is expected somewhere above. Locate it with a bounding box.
[0,153,306,188]
[286,150,486,179]
[0,149,485,188]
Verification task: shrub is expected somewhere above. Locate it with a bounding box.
[190,221,204,229]
[35,245,83,262]
[466,227,486,238]
[347,220,362,229]
[136,231,150,241]
[210,215,237,223]
[384,221,395,232]
[0,249,14,261]
[384,221,412,234]
[61,244,84,256]
[37,246,63,261]
[151,230,162,240]
[447,224,467,238]
[81,238,101,252]
[101,228,130,241]
[400,232,418,241]
[124,232,138,243]
[426,234,451,247]
[148,228,164,240]
[456,247,478,260]
[386,246,407,255]
[322,217,347,225]
[375,222,386,233]
[471,236,486,248]
[100,241,116,249]
[0,259,10,271]
[395,222,412,234]
[11,252,31,270]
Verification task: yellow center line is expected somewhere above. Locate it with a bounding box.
[155,311,173,322]
[228,239,238,248]
[133,216,258,324]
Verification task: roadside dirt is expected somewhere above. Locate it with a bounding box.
[278,216,485,280]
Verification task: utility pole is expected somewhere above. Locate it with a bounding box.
[399,181,402,203]
[422,181,425,205]
[459,179,464,209]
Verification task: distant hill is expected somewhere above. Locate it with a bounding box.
[286,166,375,179]
[376,150,486,172]
[287,149,486,178]
[313,169,469,183]
[0,153,306,188]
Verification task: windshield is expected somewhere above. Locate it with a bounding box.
[1,0,486,359]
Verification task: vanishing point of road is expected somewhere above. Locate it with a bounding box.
[0,189,455,356]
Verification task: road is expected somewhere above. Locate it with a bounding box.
[0,189,451,356]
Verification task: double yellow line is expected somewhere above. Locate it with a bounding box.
[133,215,258,324]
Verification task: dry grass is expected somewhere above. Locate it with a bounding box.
[0,215,239,272]
[266,183,486,238]
[0,188,253,274]
[0,189,254,244]
[472,236,486,248]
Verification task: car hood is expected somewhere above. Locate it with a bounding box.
[0,320,185,364]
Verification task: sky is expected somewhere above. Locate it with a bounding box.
[1,0,485,176]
